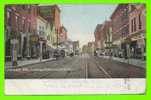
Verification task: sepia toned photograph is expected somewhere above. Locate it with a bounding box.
[5,4,146,79]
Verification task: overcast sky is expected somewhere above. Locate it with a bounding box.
[60,5,117,47]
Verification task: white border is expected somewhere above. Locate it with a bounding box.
[5,78,146,95]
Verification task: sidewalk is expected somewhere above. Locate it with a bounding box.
[5,58,56,69]
[99,55,146,69]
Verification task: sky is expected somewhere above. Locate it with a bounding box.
[60,5,117,48]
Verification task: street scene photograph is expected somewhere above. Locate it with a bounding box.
[5,4,146,79]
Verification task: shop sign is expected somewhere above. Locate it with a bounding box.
[30,35,39,42]
[11,39,18,44]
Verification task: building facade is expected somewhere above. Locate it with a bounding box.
[101,21,113,56]
[38,5,61,48]
[110,4,130,58]
[59,26,68,43]
[94,24,103,49]
[5,5,38,61]
[87,42,95,55]
[128,4,146,59]
[72,41,80,55]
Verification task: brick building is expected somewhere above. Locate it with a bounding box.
[102,21,113,55]
[128,4,146,59]
[5,5,38,60]
[59,26,68,43]
[94,24,103,49]
[38,5,61,48]
[110,4,130,58]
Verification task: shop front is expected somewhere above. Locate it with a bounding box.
[126,32,146,60]
[30,34,39,58]
[39,37,47,59]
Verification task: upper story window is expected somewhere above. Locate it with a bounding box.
[22,5,26,9]
[7,11,11,25]
[131,19,133,32]
[15,15,19,25]
[138,14,142,30]
[134,17,136,32]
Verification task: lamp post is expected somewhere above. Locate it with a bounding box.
[39,40,43,62]
[56,29,59,49]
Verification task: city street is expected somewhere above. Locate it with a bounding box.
[5,54,145,79]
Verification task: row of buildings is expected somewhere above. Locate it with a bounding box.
[82,42,95,55]
[94,4,146,60]
[5,4,68,63]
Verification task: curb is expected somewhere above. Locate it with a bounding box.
[99,56,146,69]
[6,58,56,69]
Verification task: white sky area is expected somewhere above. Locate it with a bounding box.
[60,5,117,48]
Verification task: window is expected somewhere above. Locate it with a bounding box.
[15,15,19,28]
[27,5,31,14]
[134,18,136,32]
[28,22,31,32]
[15,16,18,22]
[7,11,11,25]
[22,5,26,9]
[22,19,25,31]
[131,19,133,32]
[7,11,10,20]
[138,14,142,29]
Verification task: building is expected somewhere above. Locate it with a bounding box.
[128,4,146,59]
[37,15,48,58]
[38,5,61,48]
[82,45,89,53]
[5,4,38,62]
[94,24,103,49]
[72,41,80,55]
[63,39,74,55]
[101,21,113,56]
[110,4,130,58]
[87,42,95,55]
[59,26,68,43]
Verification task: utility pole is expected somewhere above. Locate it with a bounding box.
[56,29,59,49]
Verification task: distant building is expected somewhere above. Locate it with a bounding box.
[59,26,68,43]
[94,24,103,49]
[72,41,80,54]
[100,21,113,55]
[87,42,95,54]
[82,45,89,53]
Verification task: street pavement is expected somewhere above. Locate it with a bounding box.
[5,54,145,79]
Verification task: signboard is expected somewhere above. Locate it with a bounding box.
[11,39,18,44]
[30,35,39,42]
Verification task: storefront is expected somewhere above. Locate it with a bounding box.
[126,32,146,60]
[39,37,48,59]
[30,34,39,58]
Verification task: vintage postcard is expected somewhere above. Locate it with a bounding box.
[4,4,146,95]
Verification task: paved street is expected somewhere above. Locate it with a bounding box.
[5,54,145,79]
